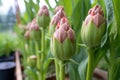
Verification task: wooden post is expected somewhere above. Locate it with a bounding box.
[15,51,23,80]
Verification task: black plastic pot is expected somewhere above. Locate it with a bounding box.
[0,62,15,80]
[0,51,15,62]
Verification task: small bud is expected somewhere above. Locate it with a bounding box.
[51,17,76,60]
[27,55,37,68]
[30,18,39,31]
[81,5,106,47]
[38,5,49,16]
[29,18,41,41]
[36,5,50,29]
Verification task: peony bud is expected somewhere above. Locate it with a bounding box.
[36,5,50,29]
[51,17,76,60]
[50,10,65,34]
[81,5,106,47]
[27,55,37,68]
[29,18,41,41]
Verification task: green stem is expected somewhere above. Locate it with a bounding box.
[55,59,60,80]
[86,49,94,80]
[35,41,40,70]
[40,28,45,80]
[108,48,115,80]
[43,59,52,80]
[59,61,65,80]
[104,55,110,65]
[35,41,42,80]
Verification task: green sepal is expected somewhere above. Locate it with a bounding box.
[36,14,50,29]
[52,37,76,61]
[81,20,106,48]
[49,24,56,35]
[52,37,63,60]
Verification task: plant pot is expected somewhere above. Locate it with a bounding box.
[0,62,15,80]
[0,51,15,62]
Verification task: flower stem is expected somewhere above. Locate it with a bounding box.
[108,48,115,80]
[35,41,40,69]
[39,28,45,80]
[86,48,94,80]
[59,61,65,80]
[55,59,60,80]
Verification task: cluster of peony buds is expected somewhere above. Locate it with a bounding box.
[51,7,76,60]
[24,5,50,40]
[81,5,106,48]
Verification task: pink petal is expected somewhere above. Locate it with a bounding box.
[84,15,92,25]
[59,28,67,43]
[67,28,75,43]
[51,14,61,25]
[93,13,104,27]
[61,23,70,31]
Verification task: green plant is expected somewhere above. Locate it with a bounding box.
[0,33,19,56]
[15,0,120,80]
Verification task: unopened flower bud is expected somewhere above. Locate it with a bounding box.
[36,5,50,29]
[29,18,41,41]
[81,5,106,47]
[51,17,76,60]
[50,11,66,34]
[27,55,37,68]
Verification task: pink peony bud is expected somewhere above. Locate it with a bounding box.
[84,5,105,27]
[51,9,65,25]
[50,9,66,34]
[37,5,49,16]
[37,5,50,29]
[56,17,69,30]
[51,17,76,60]
[30,18,39,31]
[54,17,75,43]
[81,5,106,47]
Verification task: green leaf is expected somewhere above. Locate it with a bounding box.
[110,58,120,80]
[71,0,91,35]
[25,67,38,80]
[78,58,88,80]
[112,0,120,35]
[24,0,34,21]
[68,63,81,80]
[45,0,53,12]
[68,48,88,80]
[104,0,114,27]
[29,0,39,14]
